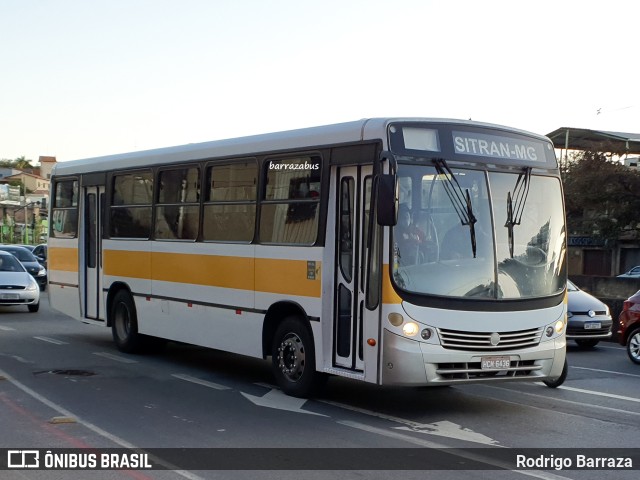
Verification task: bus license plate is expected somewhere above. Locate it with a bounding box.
[584,322,601,330]
[481,356,511,370]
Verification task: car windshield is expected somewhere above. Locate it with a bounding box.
[0,255,25,272]
[1,248,37,262]
[392,163,566,300]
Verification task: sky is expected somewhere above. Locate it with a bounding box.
[2,0,639,163]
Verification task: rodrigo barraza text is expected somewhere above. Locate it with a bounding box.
[516,454,633,471]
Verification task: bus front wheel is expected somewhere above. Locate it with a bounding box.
[272,317,325,398]
[543,357,568,388]
[111,290,143,354]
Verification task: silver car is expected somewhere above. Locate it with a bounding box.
[0,251,40,312]
[618,266,640,278]
[566,279,612,348]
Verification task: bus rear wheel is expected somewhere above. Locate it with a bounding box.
[272,317,325,398]
[111,290,143,354]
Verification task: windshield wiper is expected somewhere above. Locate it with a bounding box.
[434,159,477,258]
[505,167,532,258]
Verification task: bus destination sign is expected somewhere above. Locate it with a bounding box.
[452,131,548,163]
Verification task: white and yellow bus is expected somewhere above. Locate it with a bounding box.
[48,118,568,397]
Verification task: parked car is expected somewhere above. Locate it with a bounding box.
[617,266,640,278]
[0,245,47,291]
[32,243,47,268]
[0,251,40,312]
[566,279,612,348]
[618,290,640,364]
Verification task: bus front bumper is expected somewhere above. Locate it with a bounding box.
[381,329,566,386]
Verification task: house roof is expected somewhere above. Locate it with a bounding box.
[38,156,57,163]
[3,172,48,181]
[546,127,640,154]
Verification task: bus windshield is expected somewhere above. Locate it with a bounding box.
[392,163,566,300]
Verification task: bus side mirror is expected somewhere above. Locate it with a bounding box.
[376,174,398,226]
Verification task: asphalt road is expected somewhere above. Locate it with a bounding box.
[0,293,638,480]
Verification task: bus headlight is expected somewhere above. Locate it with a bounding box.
[402,322,419,337]
[545,319,566,337]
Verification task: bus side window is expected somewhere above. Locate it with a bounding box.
[155,167,200,241]
[110,171,153,239]
[51,179,79,238]
[203,161,257,243]
[260,156,321,245]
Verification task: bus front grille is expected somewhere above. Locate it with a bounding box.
[437,327,543,351]
[436,360,540,380]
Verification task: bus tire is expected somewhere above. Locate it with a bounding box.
[543,357,567,388]
[272,317,325,398]
[111,290,143,354]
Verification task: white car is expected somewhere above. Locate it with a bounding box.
[0,251,40,312]
[618,266,640,278]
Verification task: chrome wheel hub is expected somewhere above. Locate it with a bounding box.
[277,333,305,381]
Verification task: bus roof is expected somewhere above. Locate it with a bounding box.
[52,117,550,176]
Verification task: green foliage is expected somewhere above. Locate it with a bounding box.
[563,151,640,240]
[0,156,34,169]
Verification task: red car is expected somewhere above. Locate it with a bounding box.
[618,290,640,364]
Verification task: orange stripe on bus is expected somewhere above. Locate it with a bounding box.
[102,250,321,298]
[151,251,254,291]
[104,250,152,280]
[48,247,79,272]
[255,258,321,298]
[382,264,402,304]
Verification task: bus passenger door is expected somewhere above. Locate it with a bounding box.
[82,186,104,321]
[334,166,373,372]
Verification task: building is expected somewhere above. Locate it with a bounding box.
[0,156,56,243]
[547,128,640,277]
[39,155,56,180]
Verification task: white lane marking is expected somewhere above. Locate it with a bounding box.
[92,352,137,364]
[558,385,640,403]
[570,365,640,378]
[34,336,68,345]
[171,373,230,390]
[241,388,327,416]
[320,398,499,446]
[0,368,204,480]
[482,385,640,417]
[0,325,16,331]
[0,353,33,364]
[339,420,571,480]
[395,420,499,445]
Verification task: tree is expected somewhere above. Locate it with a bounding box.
[0,156,35,169]
[13,156,33,170]
[563,150,640,241]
